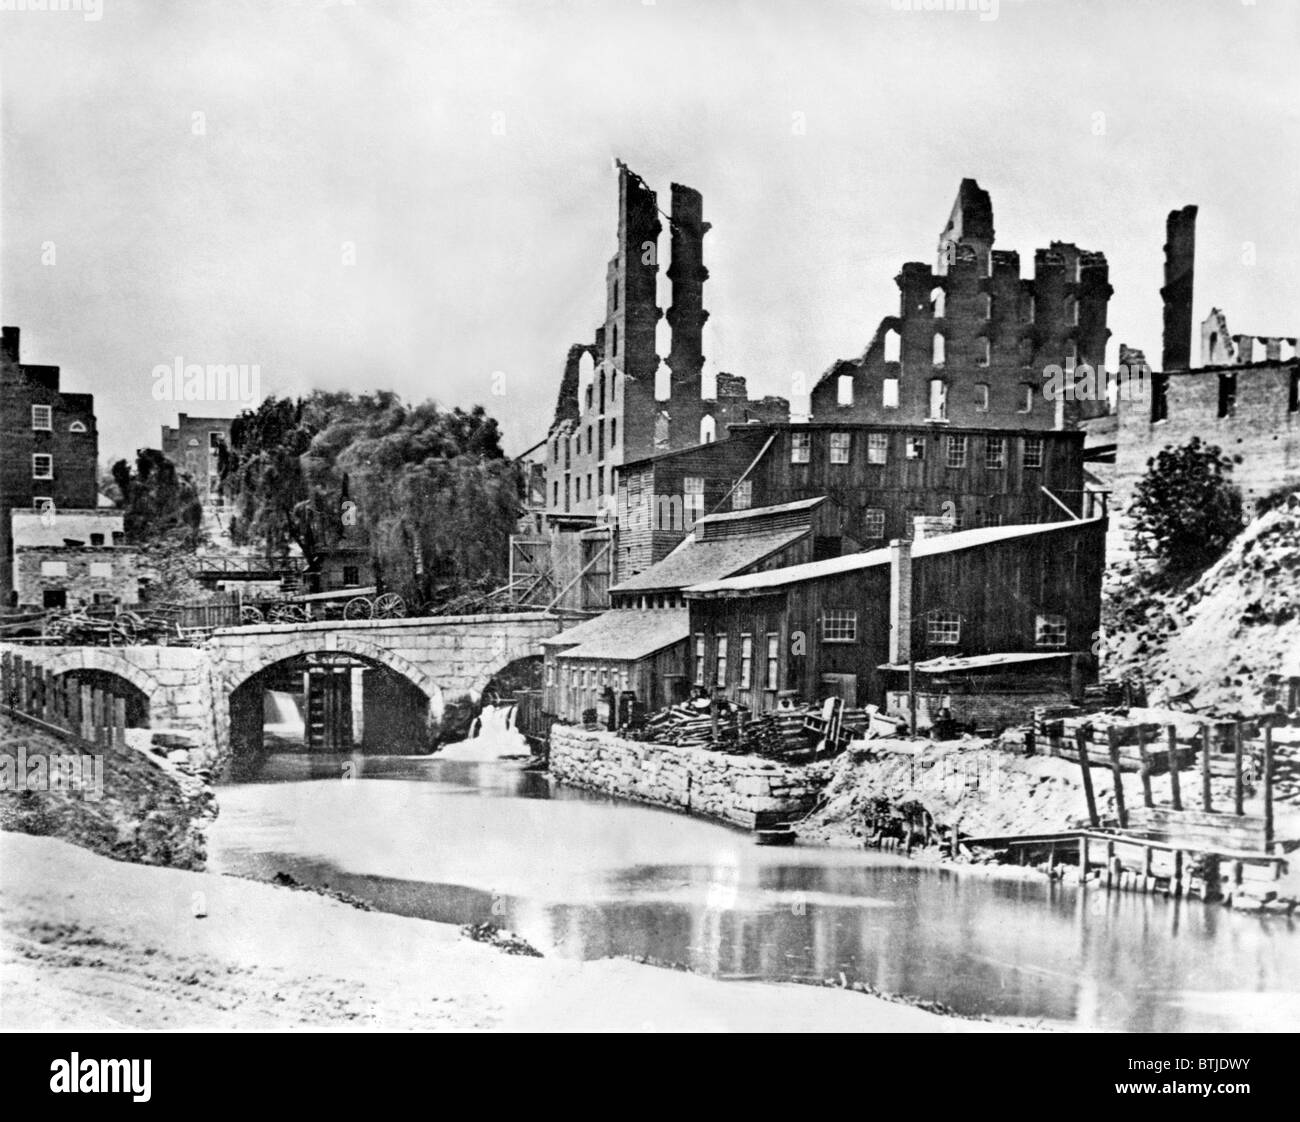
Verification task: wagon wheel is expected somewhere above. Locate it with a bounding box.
[269,603,308,624]
[374,593,405,619]
[240,605,265,625]
[343,596,373,621]
[113,611,140,644]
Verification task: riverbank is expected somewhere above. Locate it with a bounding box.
[0,832,1015,1032]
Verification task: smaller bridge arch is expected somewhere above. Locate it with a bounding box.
[41,648,164,699]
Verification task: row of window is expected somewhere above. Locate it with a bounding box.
[926,289,1081,326]
[693,633,780,691]
[837,372,1054,416]
[38,560,117,578]
[547,662,632,693]
[814,608,1067,647]
[791,432,1043,469]
[25,517,124,545]
[29,405,88,433]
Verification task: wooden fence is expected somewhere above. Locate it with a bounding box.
[0,650,127,750]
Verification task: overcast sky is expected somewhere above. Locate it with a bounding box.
[2,0,1297,462]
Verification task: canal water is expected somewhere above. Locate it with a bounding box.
[210,708,1300,1032]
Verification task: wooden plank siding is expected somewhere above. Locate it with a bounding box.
[685,518,1105,713]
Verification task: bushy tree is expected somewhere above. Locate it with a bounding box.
[1130,436,1243,574]
[110,449,203,546]
[220,392,521,605]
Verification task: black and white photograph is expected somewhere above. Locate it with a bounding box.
[1,0,1298,1064]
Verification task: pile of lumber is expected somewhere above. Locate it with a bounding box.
[630,700,871,760]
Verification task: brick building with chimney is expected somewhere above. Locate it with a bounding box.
[0,326,100,603]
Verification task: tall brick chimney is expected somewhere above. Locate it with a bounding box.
[1161,205,1198,372]
[666,183,709,402]
[889,538,913,665]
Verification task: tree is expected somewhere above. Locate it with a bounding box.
[220,392,522,604]
[1130,436,1243,574]
[110,449,203,546]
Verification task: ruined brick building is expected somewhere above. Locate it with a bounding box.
[541,161,788,520]
[1110,205,1300,530]
[808,179,1113,430]
[0,326,100,603]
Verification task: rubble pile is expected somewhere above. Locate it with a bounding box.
[624,700,872,760]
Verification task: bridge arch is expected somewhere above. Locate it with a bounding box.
[221,632,443,721]
[42,649,164,700]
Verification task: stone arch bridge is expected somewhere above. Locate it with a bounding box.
[1,612,563,771]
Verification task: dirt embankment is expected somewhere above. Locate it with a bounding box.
[0,714,217,871]
[799,738,1278,851]
[1103,506,1300,712]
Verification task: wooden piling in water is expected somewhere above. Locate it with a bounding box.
[1076,729,1099,827]
[1167,725,1183,811]
[1233,721,1245,816]
[1137,725,1154,809]
[1107,728,1128,829]
[1264,725,1275,854]
[1200,723,1213,812]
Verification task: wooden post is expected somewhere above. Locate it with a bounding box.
[80,683,93,742]
[1136,725,1154,809]
[1200,723,1213,813]
[1233,721,1245,817]
[1047,841,1057,878]
[1167,725,1183,811]
[113,696,127,750]
[1107,728,1128,829]
[1078,835,1089,883]
[949,824,959,859]
[1105,840,1115,889]
[1142,846,1152,894]
[1076,729,1099,827]
[1172,849,1184,897]
[1264,724,1275,854]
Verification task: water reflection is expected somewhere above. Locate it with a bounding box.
[211,754,1300,1032]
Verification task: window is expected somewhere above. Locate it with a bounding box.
[683,476,705,525]
[111,531,124,546]
[210,431,223,449]
[343,565,360,586]
[946,435,967,468]
[926,611,961,646]
[883,329,901,363]
[40,561,68,577]
[928,378,947,420]
[822,609,857,643]
[981,511,1004,527]
[1070,298,1080,326]
[700,415,716,444]
[933,334,945,366]
[837,374,854,406]
[829,432,851,464]
[68,420,87,434]
[694,635,705,686]
[1291,369,1299,414]
[882,378,900,409]
[32,454,53,480]
[765,633,780,690]
[905,435,926,460]
[32,497,53,512]
[930,286,945,318]
[610,417,617,447]
[1064,341,1077,372]
[945,503,963,530]
[867,432,888,464]
[976,337,990,367]
[31,405,52,430]
[715,635,728,687]
[863,508,885,539]
[731,479,752,510]
[1018,384,1035,413]
[740,634,753,689]
[89,533,104,546]
[1036,613,1068,648]
[982,293,993,320]
[1218,372,1237,418]
[89,561,113,578]
[986,436,1006,469]
[975,383,990,412]
[1025,294,1035,323]
[1023,437,1044,469]
[790,432,811,463]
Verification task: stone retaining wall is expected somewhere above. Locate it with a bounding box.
[549,725,829,828]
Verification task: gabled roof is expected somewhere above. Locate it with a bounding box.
[543,607,689,661]
[610,527,810,593]
[685,517,1104,596]
[694,496,824,530]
